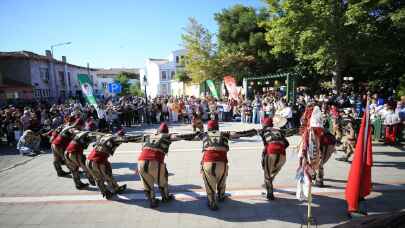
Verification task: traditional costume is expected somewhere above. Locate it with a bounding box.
[258,117,289,200]
[297,105,336,196]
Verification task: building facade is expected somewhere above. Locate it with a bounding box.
[141,49,186,98]
[0,51,98,102]
[96,68,140,97]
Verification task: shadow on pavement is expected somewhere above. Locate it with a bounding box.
[112,162,140,181]
[373,151,405,157]
[107,180,405,226]
[0,145,19,155]
[112,162,175,182]
[112,162,138,170]
[111,188,348,225]
[372,161,405,170]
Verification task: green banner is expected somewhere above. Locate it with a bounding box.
[77,74,98,109]
[206,80,219,99]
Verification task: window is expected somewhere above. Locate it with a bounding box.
[160,84,169,95]
[161,71,167,80]
[176,56,180,63]
[59,71,65,86]
[35,89,40,97]
[67,72,71,87]
[40,68,50,82]
[171,71,175,80]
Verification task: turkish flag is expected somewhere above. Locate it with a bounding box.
[345,107,373,212]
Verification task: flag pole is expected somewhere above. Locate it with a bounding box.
[307,183,313,227]
[359,95,370,215]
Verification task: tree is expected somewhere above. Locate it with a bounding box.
[115,73,130,95]
[129,82,144,97]
[264,0,405,92]
[215,5,294,79]
[175,69,192,95]
[181,17,222,83]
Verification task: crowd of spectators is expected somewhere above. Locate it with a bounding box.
[1,89,404,155]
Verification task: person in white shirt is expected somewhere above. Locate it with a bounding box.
[279,100,293,128]
[222,102,231,121]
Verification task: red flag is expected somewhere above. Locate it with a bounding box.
[345,106,373,212]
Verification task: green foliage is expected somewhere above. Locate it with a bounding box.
[264,0,405,92]
[215,5,269,75]
[397,75,405,98]
[181,17,223,83]
[115,73,130,95]
[129,82,144,97]
[175,69,192,84]
[391,7,405,28]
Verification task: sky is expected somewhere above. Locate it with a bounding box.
[0,0,264,69]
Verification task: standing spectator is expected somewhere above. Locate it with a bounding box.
[222,101,231,122]
[171,100,180,122]
[252,95,261,124]
[383,102,401,145]
[217,99,224,121]
[240,102,246,123]
[97,105,107,131]
[279,100,293,128]
[20,110,31,131]
[245,101,252,123]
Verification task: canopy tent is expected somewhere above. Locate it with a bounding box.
[243,72,300,103]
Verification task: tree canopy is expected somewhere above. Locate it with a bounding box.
[264,0,405,92]
[178,1,405,94]
[215,5,292,79]
[115,73,130,95]
[181,17,223,83]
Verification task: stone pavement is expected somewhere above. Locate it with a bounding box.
[0,145,39,172]
[0,122,404,228]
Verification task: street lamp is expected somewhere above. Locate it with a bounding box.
[51,42,72,56]
[50,41,71,102]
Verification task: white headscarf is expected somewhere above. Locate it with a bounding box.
[309,106,323,128]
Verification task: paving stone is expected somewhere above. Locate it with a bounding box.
[0,123,403,228]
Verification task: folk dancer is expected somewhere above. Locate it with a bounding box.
[257,117,289,200]
[137,123,197,208]
[193,120,257,210]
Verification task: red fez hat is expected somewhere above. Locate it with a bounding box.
[207,120,219,131]
[159,122,169,133]
[262,117,273,127]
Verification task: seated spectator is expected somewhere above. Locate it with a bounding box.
[17,130,41,156]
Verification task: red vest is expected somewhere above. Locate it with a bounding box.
[87,148,109,164]
[66,141,84,155]
[202,150,228,163]
[52,135,71,150]
[138,148,165,163]
[266,142,286,155]
[49,131,58,144]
